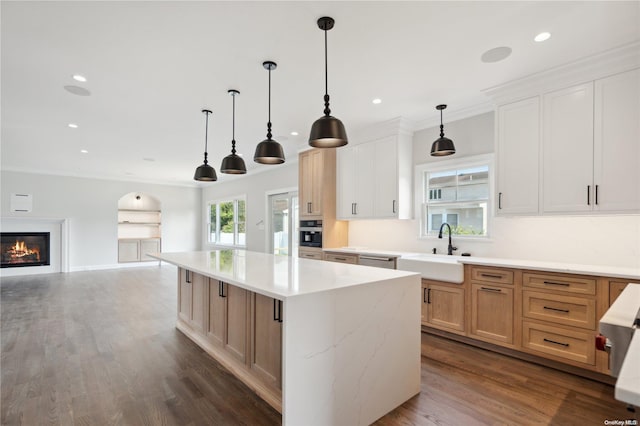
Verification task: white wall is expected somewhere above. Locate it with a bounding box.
[348,112,640,269]
[201,162,298,253]
[1,171,201,270]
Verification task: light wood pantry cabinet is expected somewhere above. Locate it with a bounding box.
[469,266,516,346]
[337,134,413,220]
[299,148,327,217]
[421,279,465,335]
[250,292,283,390]
[496,96,540,215]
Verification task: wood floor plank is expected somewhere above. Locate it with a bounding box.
[2,266,634,425]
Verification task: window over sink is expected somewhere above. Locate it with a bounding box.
[416,154,492,238]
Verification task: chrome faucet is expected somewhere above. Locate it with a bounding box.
[438,222,457,255]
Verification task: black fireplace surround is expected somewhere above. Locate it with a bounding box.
[1,232,51,268]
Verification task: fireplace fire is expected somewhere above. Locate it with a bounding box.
[1,232,50,268]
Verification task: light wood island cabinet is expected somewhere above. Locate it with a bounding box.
[251,293,282,390]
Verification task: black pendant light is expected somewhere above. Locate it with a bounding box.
[430,104,456,156]
[309,16,348,148]
[221,89,247,174]
[194,109,217,181]
[254,61,285,164]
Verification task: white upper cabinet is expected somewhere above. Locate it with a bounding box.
[496,96,540,215]
[543,82,595,213]
[593,68,640,212]
[337,131,412,220]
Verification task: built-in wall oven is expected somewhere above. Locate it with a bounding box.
[299,220,322,247]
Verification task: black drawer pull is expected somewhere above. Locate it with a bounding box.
[480,287,502,292]
[480,273,503,279]
[543,338,569,347]
[334,257,347,261]
[543,306,569,313]
[543,281,570,287]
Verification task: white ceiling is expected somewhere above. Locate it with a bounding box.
[2,1,639,186]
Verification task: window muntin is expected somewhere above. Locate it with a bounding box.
[422,164,490,237]
[207,197,246,247]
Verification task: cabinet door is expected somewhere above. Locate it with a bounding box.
[427,283,465,333]
[118,239,139,262]
[337,145,357,219]
[299,149,324,217]
[140,238,160,261]
[178,269,192,323]
[225,283,249,363]
[543,83,594,213]
[471,283,514,344]
[190,272,206,333]
[251,293,282,390]
[354,143,375,217]
[594,69,640,212]
[374,137,399,218]
[207,280,226,347]
[496,97,540,215]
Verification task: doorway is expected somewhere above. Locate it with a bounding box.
[268,191,298,256]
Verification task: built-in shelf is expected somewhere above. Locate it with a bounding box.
[117,209,161,259]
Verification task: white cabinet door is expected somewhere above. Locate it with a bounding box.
[337,146,357,219]
[374,137,399,218]
[140,238,160,260]
[354,143,375,218]
[118,240,139,262]
[496,97,540,215]
[543,83,594,213]
[594,68,640,212]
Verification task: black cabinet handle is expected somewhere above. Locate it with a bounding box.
[273,299,283,322]
[543,306,569,313]
[278,300,283,323]
[218,280,226,298]
[544,338,569,347]
[480,273,503,279]
[186,270,191,283]
[543,281,570,287]
[595,185,599,205]
[587,185,591,205]
[480,287,502,292]
[498,192,502,210]
[423,288,428,303]
[427,288,431,304]
[392,200,396,214]
[334,257,347,261]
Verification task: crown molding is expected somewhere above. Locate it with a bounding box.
[482,40,640,105]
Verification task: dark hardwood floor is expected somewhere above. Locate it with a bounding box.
[1,266,633,425]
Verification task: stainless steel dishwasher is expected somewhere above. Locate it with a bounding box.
[358,255,397,269]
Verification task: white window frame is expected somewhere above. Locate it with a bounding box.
[414,154,494,240]
[206,194,247,247]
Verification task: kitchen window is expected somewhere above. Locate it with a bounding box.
[417,155,492,238]
[207,196,246,246]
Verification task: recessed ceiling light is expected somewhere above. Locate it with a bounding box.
[72,74,87,82]
[68,123,78,129]
[480,46,512,63]
[534,32,551,42]
[80,149,88,154]
[372,98,382,104]
[290,131,299,136]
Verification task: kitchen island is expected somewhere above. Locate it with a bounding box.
[151,250,421,426]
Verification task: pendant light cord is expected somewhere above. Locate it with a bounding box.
[203,111,210,164]
[439,109,444,138]
[267,67,272,140]
[231,94,236,154]
[323,28,331,117]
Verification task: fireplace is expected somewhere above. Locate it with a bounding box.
[1,232,50,268]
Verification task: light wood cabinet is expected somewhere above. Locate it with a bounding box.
[298,248,323,261]
[323,252,359,264]
[609,281,628,305]
[205,280,249,363]
[178,268,192,323]
[337,135,412,220]
[421,280,465,335]
[496,96,540,215]
[299,149,326,217]
[471,283,514,345]
[178,268,205,332]
[251,292,283,390]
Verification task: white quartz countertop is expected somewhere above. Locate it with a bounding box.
[150,250,419,300]
[325,247,640,280]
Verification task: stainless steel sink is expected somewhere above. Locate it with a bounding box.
[396,254,464,283]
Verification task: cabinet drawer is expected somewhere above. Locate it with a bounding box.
[523,321,595,365]
[470,267,514,285]
[298,249,323,260]
[523,272,596,295]
[323,253,358,264]
[523,291,596,330]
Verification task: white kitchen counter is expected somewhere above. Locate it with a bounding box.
[151,250,421,426]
